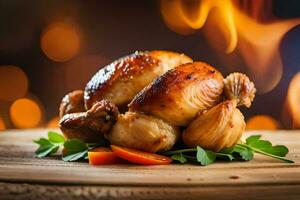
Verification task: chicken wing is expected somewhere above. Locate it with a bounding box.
[60,100,119,143]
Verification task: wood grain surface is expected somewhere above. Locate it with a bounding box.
[0,129,299,200]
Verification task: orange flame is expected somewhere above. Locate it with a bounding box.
[161,0,237,53]
[160,0,300,93]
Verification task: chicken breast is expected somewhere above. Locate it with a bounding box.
[106,111,180,153]
[129,62,224,126]
[84,51,192,109]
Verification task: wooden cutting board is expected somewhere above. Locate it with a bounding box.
[0,129,299,200]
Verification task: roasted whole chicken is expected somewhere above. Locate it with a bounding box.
[59,50,256,153]
[60,50,192,142]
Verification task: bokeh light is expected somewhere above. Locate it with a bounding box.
[47,116,60,128]
[0,65,28,101]
[9,98,42,128]
[246,115,279,130]
[0,117,6,130]
[40,22,81,62]
[286,71,300,128]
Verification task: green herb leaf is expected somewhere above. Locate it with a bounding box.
[34,138,52,146]
[64,139,88,152]
[245,135,261,145]
[48,131,65,143]
[171,153,188,164]
[238,148,253,161]
[196,146,216,166]
[62,150,88,162]
[33,132,65,158]
[50,145,60,154]
[62,139,89,162]
[246,136,288,157]
[232,145,254,161]
[164,135,293,165]
[265,145,289,157]
[35,143,57,158]
[34,131,101,161]
[241,135,293,163]
[220,146,253,161]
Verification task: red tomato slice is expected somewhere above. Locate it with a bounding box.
[88,147,121,165]
[111,145,172,165]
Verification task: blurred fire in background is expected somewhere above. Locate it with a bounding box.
[0,0,300,131]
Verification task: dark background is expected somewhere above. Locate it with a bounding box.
[0,0,300,129]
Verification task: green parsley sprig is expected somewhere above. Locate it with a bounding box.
[34,131,100,161]
[164,135,294,165]
[34,131,65,158]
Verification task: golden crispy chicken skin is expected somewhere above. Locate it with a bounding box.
[59,90,85,118]
[129,62,224,126]
[106,112,180,153]
[59,100,119,143]
[84,51,192,109]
